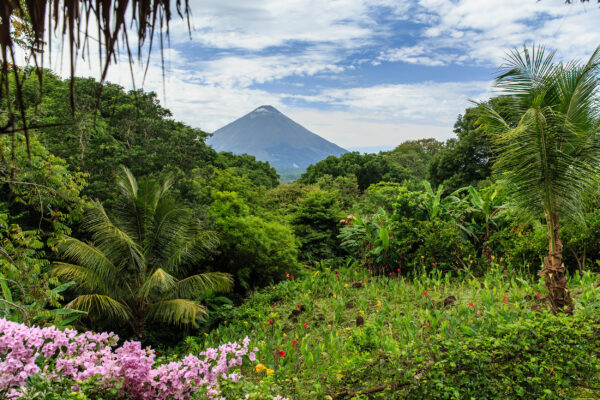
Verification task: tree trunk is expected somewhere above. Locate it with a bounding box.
[132,299,148,340]
[540,212,572,313]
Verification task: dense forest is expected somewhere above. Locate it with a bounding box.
[2,8,600,396]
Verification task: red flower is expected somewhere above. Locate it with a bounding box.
[503,296,507,302]
[271,304,275,308]
[292,340,297,345]
[536,291,541,297]
[290,275,294,280]
[388,272,392,276]
[269,319,273,324]
[278,350,286,357]
[335,273,340,278]
[431,262,436,267]
[426,324,431,329]
[263,322,267,327]
[303,323,308,329]
[423,291,428,296]
[363,278,367,282]
[297,304,302,308]
[397,268,400,272]
[468,302,474,307]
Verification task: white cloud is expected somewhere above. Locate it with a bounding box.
[382,0,600,67]
[190,50,346,88]
[287,81,493,126]
[168,0,411,50]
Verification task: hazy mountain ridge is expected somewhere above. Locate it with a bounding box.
[207,106,348,180]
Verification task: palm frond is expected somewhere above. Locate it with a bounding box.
[165,272,233,299]
[54,238,121,284]
[161,230,219,273]
[52,262,114,295]
[84,204,145,272]
[147,299,206,326]
[479,45,600,224]
[117,166,139,203]
[67,294,131,322]
[138,268,177,298]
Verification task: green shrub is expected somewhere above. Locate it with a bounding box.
[291,189,342,262]
[209,191,299,290]
[416,313,600,399]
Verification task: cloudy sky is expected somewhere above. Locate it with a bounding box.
[49,0,600,152]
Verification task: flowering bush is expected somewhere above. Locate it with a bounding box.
[0,319,256,399]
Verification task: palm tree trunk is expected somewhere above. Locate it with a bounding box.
[132,299,148,340]
[541,212,572,313]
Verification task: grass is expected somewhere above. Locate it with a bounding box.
[179,259,600,399]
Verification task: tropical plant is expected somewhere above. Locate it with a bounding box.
[478,45,600,311]
[53,167,232,339]
[461,184,508,265]
[339,210,396,275]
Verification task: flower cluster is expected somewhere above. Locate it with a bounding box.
[0,319,255,400]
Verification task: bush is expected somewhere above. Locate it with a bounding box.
[416,313,600,399]
[291,190,342,262]
[209,191,299,290]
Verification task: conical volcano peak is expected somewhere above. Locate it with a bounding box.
[208,105,348,181]
[252,105,280,114]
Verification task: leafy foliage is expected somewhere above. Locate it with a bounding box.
[53,167,232,339]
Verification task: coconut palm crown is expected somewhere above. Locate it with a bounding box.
[53,166,232,338]
[477,44,600,311]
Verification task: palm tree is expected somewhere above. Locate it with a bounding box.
[478,45,600,311]
[53,167,232,338]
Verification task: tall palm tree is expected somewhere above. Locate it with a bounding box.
[53,167,232,338]
[478,45,600,311]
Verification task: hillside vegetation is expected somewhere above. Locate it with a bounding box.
[2,45,600,399]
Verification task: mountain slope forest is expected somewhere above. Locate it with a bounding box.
[2,47,600,399]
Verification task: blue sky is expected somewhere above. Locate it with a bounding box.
[53,0,600,152]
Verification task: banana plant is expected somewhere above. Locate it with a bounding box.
[462,184,508,266]
[421,181,467,221]
[339,209,395,275]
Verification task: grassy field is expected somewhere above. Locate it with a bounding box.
[179,260,600,399]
